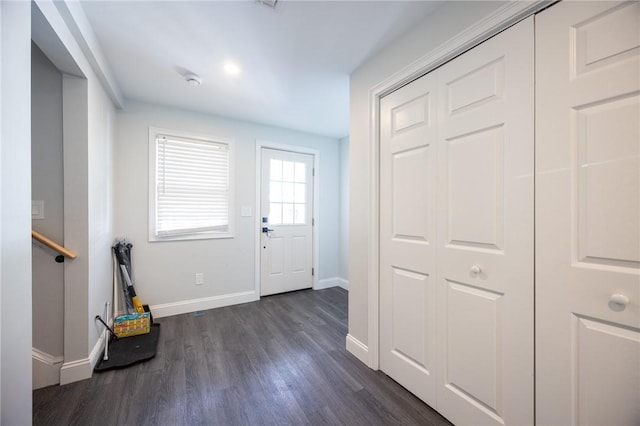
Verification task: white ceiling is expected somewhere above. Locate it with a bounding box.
[80,1,443,138]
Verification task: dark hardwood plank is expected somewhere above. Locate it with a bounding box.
[33,287,451,426]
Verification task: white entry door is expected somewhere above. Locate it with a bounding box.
[260,148,314,296]
[435,16,534,426]
[536,2,640,425]
[380,71,438,405]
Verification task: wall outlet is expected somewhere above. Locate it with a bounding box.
[195,273,204,285]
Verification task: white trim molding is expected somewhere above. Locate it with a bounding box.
[32,348,64,389]
[150,290,258,319]
[346,334,369,366]
[366,0,551,371]
[337,278,349,291]
[314,277,349,291]
[313,277,349,290]
[254,140,321,298]
[60,357,92,385]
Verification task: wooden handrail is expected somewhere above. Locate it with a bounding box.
[31,230,77,260]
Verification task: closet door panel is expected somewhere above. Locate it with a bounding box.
[436,16,534,426]
[536,2,640,425]
[380,73,438,406]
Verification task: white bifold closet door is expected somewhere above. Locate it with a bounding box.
[536,2,640,425]
[380,16,534,426]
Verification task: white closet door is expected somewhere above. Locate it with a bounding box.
[436,17,534,426]
[380,72,438,405]
[536,2,640,425]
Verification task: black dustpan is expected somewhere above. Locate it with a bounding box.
[94,324,160,372]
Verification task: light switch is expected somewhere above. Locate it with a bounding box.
[32,200,44,220]
[241,206,252,217]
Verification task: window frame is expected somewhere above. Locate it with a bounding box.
[148,127,234,242]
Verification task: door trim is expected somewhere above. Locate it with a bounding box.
[364,0,552,370]
[254,140,320,298]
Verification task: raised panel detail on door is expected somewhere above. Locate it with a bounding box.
[445,280,503,419]
[574,317,640,426]
[291,236,306,272]
[393,147,430,241]
[393,95,429,133]
[446,126,504,250]
[391,268,430,370]
[573,1,640,76]
[446,58,504,116]
[536,2,640,424]
[576,94,640,266]
[268,237,284,276]
[380,71,438,406]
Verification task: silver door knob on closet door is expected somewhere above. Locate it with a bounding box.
[609,293,629,311]
[470,265,482,275]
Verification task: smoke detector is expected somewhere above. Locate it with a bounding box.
[185,73,202,87]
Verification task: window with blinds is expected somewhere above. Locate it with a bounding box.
[149,129,233,241]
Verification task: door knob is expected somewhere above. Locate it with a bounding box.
[470,265,482,275]
[609,293,629,311]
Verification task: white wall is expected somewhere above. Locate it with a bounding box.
[348,1,505,347]
[1,2,33,423]
[114,101,341,315]
[86,66,116,360]
[31,42,65,360]
[339,136,349,284]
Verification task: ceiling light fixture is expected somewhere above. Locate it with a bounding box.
[185,73,202,87]
[258,0,277,7]
[224,62,241,76]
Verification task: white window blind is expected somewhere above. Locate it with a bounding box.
[155,134,230,238]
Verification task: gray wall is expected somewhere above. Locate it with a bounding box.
[114,101,341,310]
[348,1,505,346]
[1,2,32,423]
[31,42,64,359]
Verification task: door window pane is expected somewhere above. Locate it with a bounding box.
[268,157,309,226]
[270,181,282,202]
[282,203,294,224]
[295,183,305,203]
[294,204,305,224]
[282,161,295,181]
[270,159,282,180]
[282,182,295,203]
[269,203,282,225]
[295,163,306,183]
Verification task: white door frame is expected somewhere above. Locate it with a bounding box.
[255,140,320,297]
[364,0,550,370]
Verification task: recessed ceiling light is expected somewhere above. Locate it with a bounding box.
[224,62,241,76]
[184,72,202,87]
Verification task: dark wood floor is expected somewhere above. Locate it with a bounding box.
[34,287,450,425]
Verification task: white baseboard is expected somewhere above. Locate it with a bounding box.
[346,333,369,366]
[53,328,107,386]
[336,278,349,291]
[60,357,92,385]
[149,290,258,318]
[90,328,108,370]
[315,277,349,291]
[32,348,64,389]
